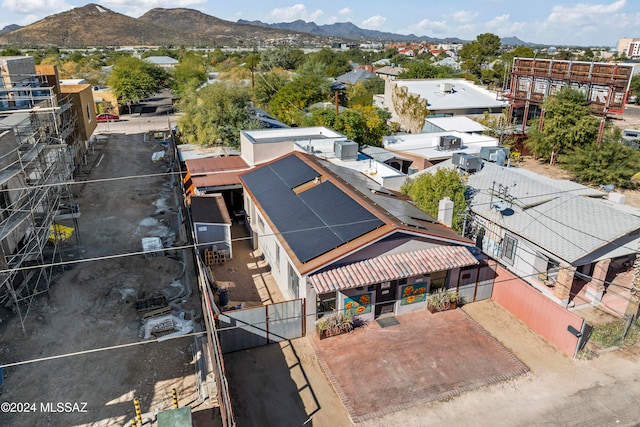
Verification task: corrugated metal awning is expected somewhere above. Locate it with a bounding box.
[309,246,479,294]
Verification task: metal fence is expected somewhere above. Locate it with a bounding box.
[218,299,305,354]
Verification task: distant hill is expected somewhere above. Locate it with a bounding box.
[238,19,468,44]
[0,5,536,48]
[0,4,184,46]
[0,24,21,35]
[500,36,537,47]
[0,4,330,47]
[138,8,325,46]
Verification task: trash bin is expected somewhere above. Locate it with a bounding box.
[218,286,229,306]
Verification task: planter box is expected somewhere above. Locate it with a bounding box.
[318,328,349,340]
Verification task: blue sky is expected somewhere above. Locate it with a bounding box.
[1,0,639,47]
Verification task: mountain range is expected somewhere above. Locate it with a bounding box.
[236,19,470,44]
[0,4,533,48]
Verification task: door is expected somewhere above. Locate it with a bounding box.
[375,280,398,317]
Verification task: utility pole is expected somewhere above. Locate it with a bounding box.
[626,243,640,321]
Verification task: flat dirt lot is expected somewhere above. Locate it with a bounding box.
[0,117,212,426]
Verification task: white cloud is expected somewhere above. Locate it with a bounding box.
[361,15,386,30]
[535,0,636,45]
[339,7,351,15]
[268,4,324,23]
[402,18,448,36]
[547,0,625,25]
[2,0,71,16]
[484,14,526,36]
[451,10,478,23]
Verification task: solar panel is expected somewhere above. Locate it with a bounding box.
[269,155,319,188]
[299,181,384,242]
[242,156,384,263]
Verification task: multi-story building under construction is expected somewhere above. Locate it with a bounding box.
[0,56,96,330]
[506,57,633,142]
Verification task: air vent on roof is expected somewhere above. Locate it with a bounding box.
[438,135,462,151]
[451,152,482,173]
[334,140,358,161]
[439,82,454,93]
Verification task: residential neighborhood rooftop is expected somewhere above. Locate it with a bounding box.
[393,78,508,113]
[383,131,499,163]
[424,116,489,134]
[453,162,640,265]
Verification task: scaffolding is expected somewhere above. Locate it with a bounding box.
[506,58,634,141]
[0,68,80,332]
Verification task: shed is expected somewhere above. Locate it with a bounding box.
[190,194,232,260]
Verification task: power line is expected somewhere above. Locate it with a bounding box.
[0,331,207,370]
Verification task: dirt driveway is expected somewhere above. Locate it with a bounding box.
[0,115,211,426]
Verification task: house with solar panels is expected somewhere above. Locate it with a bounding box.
[240,151,489,334]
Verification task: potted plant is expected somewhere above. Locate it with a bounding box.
[427,288,449,313]
[427,288,459,313]
[448,289,459,310]
[316,312,354,339]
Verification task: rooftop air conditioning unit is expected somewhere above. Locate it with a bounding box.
[439,82,454,93]
[452,152,482,173]
[334,140,358,161]
[438,135,462,151]
[479,146,510,162]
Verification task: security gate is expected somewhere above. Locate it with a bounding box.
[218,299,305,353]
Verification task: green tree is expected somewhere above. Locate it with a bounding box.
[347,81,372,108]
[346,77,384,108]
[171,51,207,97]
[524,88,599,164]
[259,47,305,71]
[107,57,166,104]
[629,75,640,98]
[301,105,391,146]
[554,50,574,60]
[305,48,352,77]
[398,61,458,79]
[579,48,595,61]
[0,47,22,56]
[458,33,502,82]
[177,82,262,147]
[253,68,290,109]
[141,47,178,59]
[269,62,332,125]
[560,128,640,189]
[401,168,468,232]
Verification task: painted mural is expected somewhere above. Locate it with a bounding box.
[400,283,427,305]
[344,293,372,316]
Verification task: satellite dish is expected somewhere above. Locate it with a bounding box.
[600,184,614,193]
[493,200,508,212]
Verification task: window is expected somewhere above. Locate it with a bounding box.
[288,263,299,298]
[430,270,447,291]
[257,215,264,233]
[275,244,280,271]
[502,235,517,264]
[317,295,336,317]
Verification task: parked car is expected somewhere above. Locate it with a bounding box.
[96,113,119,123]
